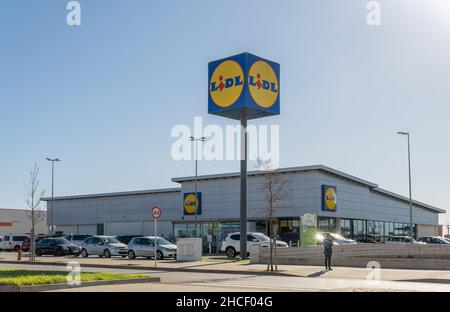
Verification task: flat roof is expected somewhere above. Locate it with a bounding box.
[41,188,181,202]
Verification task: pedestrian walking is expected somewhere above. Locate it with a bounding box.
[323,234,333,270]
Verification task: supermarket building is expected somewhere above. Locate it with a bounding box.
[43,165,445,249]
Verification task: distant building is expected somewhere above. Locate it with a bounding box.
[0,208,48,236]
[43,165,445,249]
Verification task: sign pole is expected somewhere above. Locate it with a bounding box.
[240,109,247,260]
[151,206,161,267]
[154,218,157,267]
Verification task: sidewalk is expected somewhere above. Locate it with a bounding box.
[2,252,450,284]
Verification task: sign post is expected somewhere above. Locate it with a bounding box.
[151,206,161,267]
[208,53,280,259]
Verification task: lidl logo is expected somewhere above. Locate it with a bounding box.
[209,60,244,108]
[183,192,202,215]
[248,60,279,108]
[322,185,337,211]
[208,53,280,120]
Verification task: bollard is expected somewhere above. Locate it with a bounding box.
[17,249,22,261]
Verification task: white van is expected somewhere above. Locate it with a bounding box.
[0,234,29,251]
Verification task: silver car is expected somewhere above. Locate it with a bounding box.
[80,235,128,258]
[127,236,177,260]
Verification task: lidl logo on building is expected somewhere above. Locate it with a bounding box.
[209,60,244,108]
[208,52,280,120]
[183,192,202,215]
[248,61,279,108]
[322,185,337,211]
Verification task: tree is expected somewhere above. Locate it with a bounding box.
[25,163,45,262]
[256,158,292,272]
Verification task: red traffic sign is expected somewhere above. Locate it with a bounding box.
[151,206,161,219]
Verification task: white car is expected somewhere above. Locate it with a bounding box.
[80,235,128,258]
[221,232,288,258]
[65,234,93,246]
[385,236,422,244]
[0,234,29,251]
[316,232,358,245]
[127,236,177,260]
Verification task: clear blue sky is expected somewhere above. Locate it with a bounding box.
[1,0,449,225]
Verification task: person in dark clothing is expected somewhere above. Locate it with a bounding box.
[323,234,333,270]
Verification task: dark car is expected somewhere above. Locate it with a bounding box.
[280,232,300,247]
[35,238,81,256]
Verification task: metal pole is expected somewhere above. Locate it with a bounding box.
[154,219,157,267]
[240,110,248,259]
[51,161,54,235]
[194,139,198,235]
[407,134,413,239]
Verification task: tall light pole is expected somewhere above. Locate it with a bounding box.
[190,136,206,237]
[46,158,60,234]
[397,132,413,239]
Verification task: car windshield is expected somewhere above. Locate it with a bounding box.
[251,233,270,242]
[147,237,173,245]
[55,239,71,245]
[103,237,120,244]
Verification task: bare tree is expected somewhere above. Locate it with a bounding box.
[25,163,45,262]
[256,158,292,272]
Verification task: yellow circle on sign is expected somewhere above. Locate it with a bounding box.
[248,61,279,108]
[325,187,337,210]
[209,60,244,108]
[184,194,199,214]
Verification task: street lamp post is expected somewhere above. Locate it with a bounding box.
[190,136,205,237]
[397,132,413,239]
[46,158,60,234]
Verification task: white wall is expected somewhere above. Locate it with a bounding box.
[0,209,48,236]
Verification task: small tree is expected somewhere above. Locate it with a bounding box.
[257,158,292,272]
[25,163,45,262]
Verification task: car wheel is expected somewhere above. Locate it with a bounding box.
[81,249,88,258]
[35,249,42,257]
[55,249,64,257]
[104,249,111,258]
[225,247,236,258]
[156,250,164,260]
[13,245,20,252]
[128,250,136,259]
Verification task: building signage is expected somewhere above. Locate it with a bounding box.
[183,192,202,215]
[208,52,280,120]
[322,185,337,211]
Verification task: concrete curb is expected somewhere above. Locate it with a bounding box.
[0,277,160,292]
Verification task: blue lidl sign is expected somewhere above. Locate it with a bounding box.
[208,52,280,120]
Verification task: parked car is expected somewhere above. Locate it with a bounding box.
[114,235,141,245]
[0,234,29,251]
[80,235,128,258]
[127,236,177,260]
[65,234,93,246]
[316,232,357,245]
[35,238,81,256]
[416,236,450,244]
[385,236,422,244]
[280,232,300,247]
[221,232,288,258]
